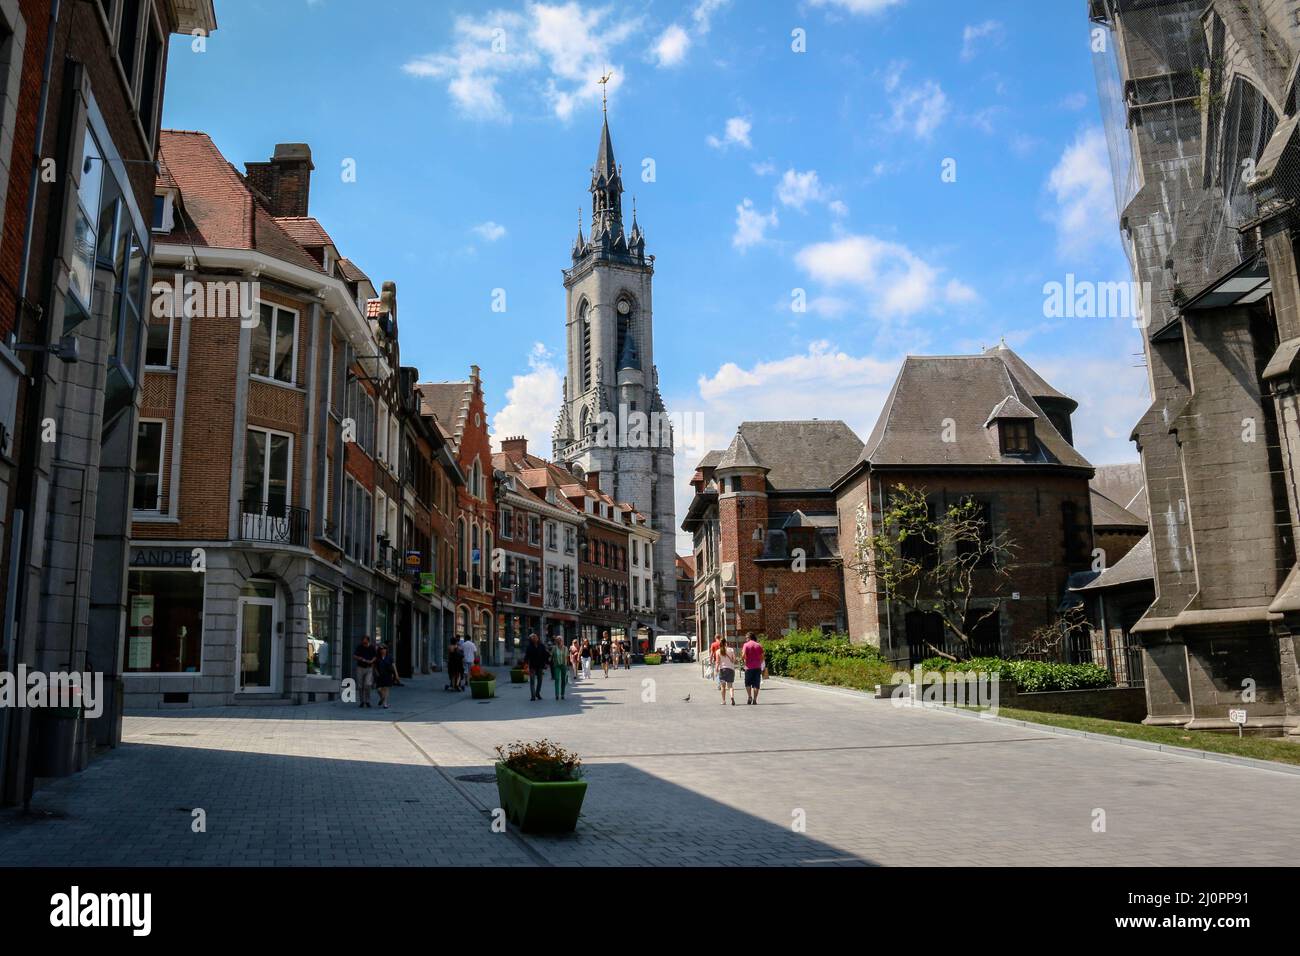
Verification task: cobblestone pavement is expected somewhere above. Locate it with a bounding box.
[1,663,1298,866]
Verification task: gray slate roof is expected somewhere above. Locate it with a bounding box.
[704,420,864,491]
[716,428,766,471]
[1090,487,1146,530]
[984,394,1039,426]
[1074,534,1154,591]
[1090,463,1148,522]
[858,354,1091,470]
[985,342,1076,409]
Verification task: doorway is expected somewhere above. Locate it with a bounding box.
[237,596,281,693]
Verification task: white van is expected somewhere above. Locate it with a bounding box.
[654,635,695,662]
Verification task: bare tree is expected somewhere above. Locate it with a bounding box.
[851,484,1016,662]
[1015,604,1089,662]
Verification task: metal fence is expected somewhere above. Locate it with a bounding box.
[1067,627,1145,688]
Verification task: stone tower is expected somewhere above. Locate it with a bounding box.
[553,111,677,633]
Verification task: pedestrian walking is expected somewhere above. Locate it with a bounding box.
[569,639,581,681]
[462,634,480,675]
[742,632,765,704]
[708,635,722,685]
[353,635,376,708]
[622,638,631,669]
[600,633,612,677]
[716,639,737,705]
[447,637,465,691]
[550,636,569,700]
[374,643,399,709]
[524,633,549,701]
[580,638,593,679]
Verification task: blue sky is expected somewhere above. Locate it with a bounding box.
[162,0,1146,549]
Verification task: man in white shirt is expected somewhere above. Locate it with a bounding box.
[462,635,479,673]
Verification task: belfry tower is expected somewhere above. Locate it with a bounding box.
[552,95,676,633]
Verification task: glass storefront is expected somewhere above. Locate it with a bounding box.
[126,570,204,673]
[307,584,338,677]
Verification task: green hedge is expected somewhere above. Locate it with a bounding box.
[643,654,662,665]
[917,656,1113,693]
[761,630,884,676]
[757,631,894,691]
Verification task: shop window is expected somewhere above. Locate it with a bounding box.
[126,569,204,673]
[307,584,338,677]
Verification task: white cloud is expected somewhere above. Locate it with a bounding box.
[403,3,640,122]
[1046,126,1117,260]
[776,168,827,211]
[795,233,974,318]
[751,159,777,176]
[961,20,1004,61]
[707,115,752,149]
[732,198,778,250]
[471,221,507,241]
[490,343,563,451]
[809,0,905,15]
[883,63,948,140]
[1059,91,1088,111]
[692,0,730,33]
[828,199,849,217]
[652,24,690,66]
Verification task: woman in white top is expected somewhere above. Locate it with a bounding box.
[716,641,737,705]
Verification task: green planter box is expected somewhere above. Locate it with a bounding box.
[470,679,496,699]
[643,654,662,665]
[495,762,588,834]
[509,669,527,684]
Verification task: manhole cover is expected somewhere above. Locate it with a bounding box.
[455,773,497,784]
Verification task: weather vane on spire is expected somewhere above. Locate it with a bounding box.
[599,68,614,116]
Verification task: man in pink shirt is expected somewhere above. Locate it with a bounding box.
[741,632,765,704]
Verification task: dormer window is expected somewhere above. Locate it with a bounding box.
[1000,420,1035,455]
[152,189,177,233]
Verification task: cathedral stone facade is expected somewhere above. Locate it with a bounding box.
[552,114,676,632]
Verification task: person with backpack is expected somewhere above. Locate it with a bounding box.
[716,639,737,706]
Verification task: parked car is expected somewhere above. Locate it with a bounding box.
[654,635,695,663]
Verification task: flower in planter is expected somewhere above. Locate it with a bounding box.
[470,665,493,681]
[495,738,583,783]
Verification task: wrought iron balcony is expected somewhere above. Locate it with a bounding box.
[239,500,309,548]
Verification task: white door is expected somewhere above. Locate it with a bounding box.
[237,596,281,693]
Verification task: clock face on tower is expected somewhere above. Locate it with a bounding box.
[616,299,630,315]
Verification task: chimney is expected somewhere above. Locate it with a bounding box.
[501,435,528,459]
[586,471,601,491]
[245,143,314,217]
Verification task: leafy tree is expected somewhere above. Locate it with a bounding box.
[850,483,1015,662]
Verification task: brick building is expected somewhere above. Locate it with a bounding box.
[123,130,426,709]
[674,554,695,637]
[684,420,863,652]
[495,436,583,654]
[1,0,217,805]
[834,346,1095,667]
[418,367,498,662]
[1091,0,1300,733]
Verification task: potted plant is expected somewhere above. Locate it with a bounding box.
[469,665,496,699]
[509,663,527,683]
[495,739,587,833]
[643,653,662,665]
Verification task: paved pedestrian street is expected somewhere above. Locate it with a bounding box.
[1,664,1298,867]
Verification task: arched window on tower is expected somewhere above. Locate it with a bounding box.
[616,296,632,368]
[580,301,592,391]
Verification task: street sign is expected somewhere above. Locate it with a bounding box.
[1229,708,1247,738]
